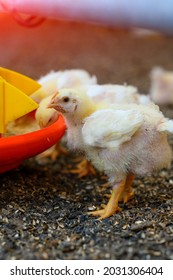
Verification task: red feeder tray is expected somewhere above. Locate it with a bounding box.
[0,115,66,173]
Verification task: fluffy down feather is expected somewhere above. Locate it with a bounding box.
[85,84,150,105]
[80,103,172,179]
[82,109,143,148]
[157,119,173,133]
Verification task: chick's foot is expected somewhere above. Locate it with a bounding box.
[88,205,122,220]
[70,159,96,178]
[88,179,126,219]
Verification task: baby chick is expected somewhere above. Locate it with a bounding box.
[39,84,150,173]
[49,89,173,219]
[150,67,173,105]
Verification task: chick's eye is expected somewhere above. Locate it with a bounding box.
[62,97,70,103]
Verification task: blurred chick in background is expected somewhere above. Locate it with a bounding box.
[48,88,173,219]
[150,67,173,105]
[82,84,150,105]
[31,69,97,103]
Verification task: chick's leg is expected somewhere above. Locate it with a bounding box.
[70,159,96,178]
[88,179,126,219]
[51,142,68,158]
[119,173,135,203]
[36,142,68,162]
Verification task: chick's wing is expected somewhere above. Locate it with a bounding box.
[82,109,143,148]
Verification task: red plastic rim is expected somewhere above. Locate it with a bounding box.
[0,115,66,173]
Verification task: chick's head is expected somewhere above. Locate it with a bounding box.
[35,95,59,128]
[36,107,58,128]
[48,88,96,120]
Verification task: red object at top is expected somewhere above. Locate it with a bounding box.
[0,115,66,173]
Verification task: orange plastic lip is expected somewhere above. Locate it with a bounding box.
[0,115,66,174]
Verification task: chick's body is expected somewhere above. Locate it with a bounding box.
[83,106,172,182]
[49,89,173,218]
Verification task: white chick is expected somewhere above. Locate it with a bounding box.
[48,89,173,219]
[31,69,97,103]
[43,86,151,153]
[150,67,173,105]
[39,85,150,174]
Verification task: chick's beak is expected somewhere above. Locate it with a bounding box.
[47,92,67,113]
[47,92,59,109]
[47,102,57,110]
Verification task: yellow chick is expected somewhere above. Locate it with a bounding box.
[35,95,67,161]
[48,88,173,219]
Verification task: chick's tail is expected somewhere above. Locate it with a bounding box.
[157,118,173,134]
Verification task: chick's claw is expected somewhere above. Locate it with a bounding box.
[88,205,122,220]
[88,179,126,219]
